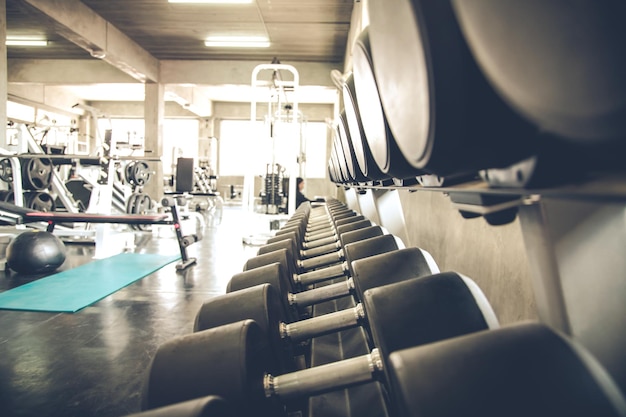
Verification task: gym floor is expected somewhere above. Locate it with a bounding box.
[0,206,258,417]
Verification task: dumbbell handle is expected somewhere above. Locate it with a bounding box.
[294,262,348,286]
[280,303,365,343]
[303,234,338,249]
[300,240,341,258]
[307,220,332,232]
[305,230,336,242]
[288,278,355,308]
[298,249,344,271]
[264,348,383,400]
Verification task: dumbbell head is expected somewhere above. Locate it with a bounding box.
[244,249,296,289]
[240,233,400,296]
[194,283,296,373]
[228,261,300,323]
[266,224,385,262]
[147,272,498,411]
[266,230,299,248]
[388,323,625,417]
[144,320,273,415]
[351,246,438,305]
[257,237,299,259]
[340,225,385,247]
[362,271,499,407]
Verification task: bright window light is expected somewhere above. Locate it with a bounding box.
[205,36,270,48]
[6,39,48,47]
[169,0,253,4]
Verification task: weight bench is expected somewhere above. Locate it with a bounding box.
[0,201,197,271]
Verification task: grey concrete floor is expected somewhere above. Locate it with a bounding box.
[0,206,259,417]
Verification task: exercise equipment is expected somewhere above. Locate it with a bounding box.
[24,191,56,212]
[125,161,152,187]
[269,214,366,259]
[388,323,626,417]
[337,111,369,183]
[451,0,626,187]
[331,132,351,184]
[197,247,439,372]
[0,158,13,182]
[6,230,66,274]
[161,197,198,270]
[244,223,380,298]
[351,28,416,180]
[21,157,53,190]
[451,1,626,146]
[174,158,194,193]
[237,232,401,319]
[342,72,389,181]
[268,215,368,262]
[229,230,397,325]
[144,271,499,414]
[64,179,92,211]
[0,190,14,202]
[127,192,155,231]
[366,0,536,176]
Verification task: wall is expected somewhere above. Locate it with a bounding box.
[398,190,537,325]
[346,188,537,326]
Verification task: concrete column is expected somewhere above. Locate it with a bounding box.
[0,0,7,148]
[144,83,164,201]
[85,116,98,154]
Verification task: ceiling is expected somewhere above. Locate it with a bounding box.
[6,0,354,62]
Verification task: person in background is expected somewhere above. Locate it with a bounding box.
[296,177,311,208]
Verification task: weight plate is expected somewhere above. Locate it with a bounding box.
[24,191,56,212]
[125,161,136,185]
[22,158,53,190]
[0,190,14,203]
[0,159,14,182]
[132,161,151,186]
[126,192,153,231]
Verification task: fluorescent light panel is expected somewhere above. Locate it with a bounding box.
[205,36,270,48]
[169,0,253,4]
[6,39,48,46]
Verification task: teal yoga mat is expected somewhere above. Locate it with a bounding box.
[0,252,180,313]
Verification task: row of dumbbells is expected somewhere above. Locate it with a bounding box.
[128,200,626,417]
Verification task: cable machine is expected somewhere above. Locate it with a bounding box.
[243,63,302,220]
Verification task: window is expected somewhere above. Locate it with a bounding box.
[303,122,329,179]
[219,119,328,178]
[163,119,200,175]
[219,120,265,176]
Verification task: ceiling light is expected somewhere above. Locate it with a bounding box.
[205,36,270,48]
[168,0,253,4]
[6,39,48,47]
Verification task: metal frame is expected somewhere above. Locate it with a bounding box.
[244,64,300,216]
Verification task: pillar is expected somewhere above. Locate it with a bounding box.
[0,0,8,148]
[144,82,164,201]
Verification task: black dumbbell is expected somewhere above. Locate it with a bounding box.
[196,247,440,372]
[230,233,411,322]
[387,322,624,417]
[278,212,368,253]
[245,224,386,298]
[267,215,371,265]
[144,271,499,415]
[266,217,380,262]
[259,224,387,290]
[238,231,399,317]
